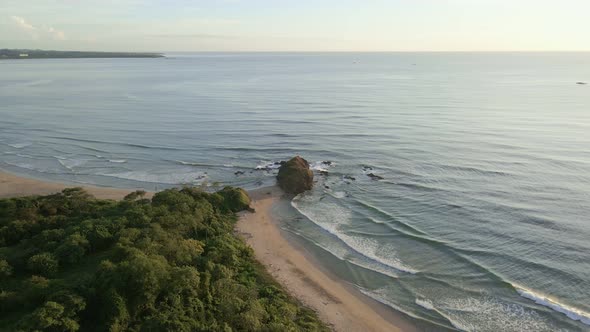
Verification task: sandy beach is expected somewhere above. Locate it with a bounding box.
[0,170,151,200]
[237,186,416,332]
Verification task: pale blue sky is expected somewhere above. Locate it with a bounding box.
[1,0,589,51]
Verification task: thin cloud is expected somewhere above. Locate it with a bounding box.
[47,26,66,40]
[11,15,37,39]
[148,33,238,39]
[10,15,66,40]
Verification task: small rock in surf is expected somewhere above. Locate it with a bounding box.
[367,173,384,180]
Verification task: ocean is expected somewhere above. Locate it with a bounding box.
[1,52,589,331]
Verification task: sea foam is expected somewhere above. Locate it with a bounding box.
[57,157,88,170]
[291,193,418,275]
[7,142,32,149]
[515,285,590,326]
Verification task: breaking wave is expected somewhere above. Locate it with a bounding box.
[291,194,418,275]
[515,285,590,326]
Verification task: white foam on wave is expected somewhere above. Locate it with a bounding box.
[367,286,557,332]
[416,298,435,311]
[413,298,474,331]
[108,159,127,163]
[310,161,335,173]
[16,153,37,159]
[340,233,418,274]
[4,161,36,171]
[99,170,208,185]
[289,228,401,279]
[123,93,139,100]
[255,161,282,170]
[332,191,346,199]
[56,157,88,170]
[7,142,32,149]
[515,285,590,326]
[176,160,199,166]
[291,193,418,275]
[349,257,401,279]
[359,287,432,323]
[20,79,53,87]
[441,295,558,332]
[176,160,237,168]
[254,160,334,173]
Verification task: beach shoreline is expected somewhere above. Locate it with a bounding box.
[0,169,415,331]
[0,170,152,200]
[237,186,417,332]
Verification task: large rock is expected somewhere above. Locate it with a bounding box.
[277,156,314,194]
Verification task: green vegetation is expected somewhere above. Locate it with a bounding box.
[0,49,163,59]
[0,187,328,331]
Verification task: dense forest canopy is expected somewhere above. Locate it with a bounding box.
[0,187,327,331]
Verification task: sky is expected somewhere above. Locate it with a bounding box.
[1,0,589,52]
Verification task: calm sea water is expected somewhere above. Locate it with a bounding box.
[1,53,589,331]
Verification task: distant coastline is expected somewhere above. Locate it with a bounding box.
[0,49,163,59]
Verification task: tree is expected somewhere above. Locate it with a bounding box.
[217,186,252,212]
[0,187,328,331]
[22,301,81,332]
[114,250,170,315]
[124,190,147,201]
[166,238,204,266]
[98,289,130,332]
[0,259,13,279]
[55,232,89,265]
[27,252,58,277]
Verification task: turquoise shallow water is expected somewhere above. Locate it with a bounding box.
[1,53,589,331]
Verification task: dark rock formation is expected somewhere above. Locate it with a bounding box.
[576,82,587,85]
[343,175,356,181]
[277,156,314,194]
[367,173,384,180]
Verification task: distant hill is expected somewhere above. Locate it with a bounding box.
[0,49,164,59]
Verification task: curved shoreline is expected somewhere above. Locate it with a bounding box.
[237,186,418,332]
[0,169,416,331]
[0,170,152,200]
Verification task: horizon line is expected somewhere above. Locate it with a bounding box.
[4,48,590,54]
